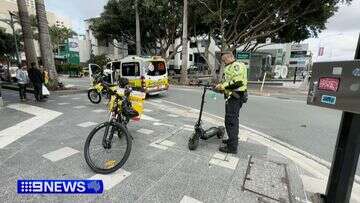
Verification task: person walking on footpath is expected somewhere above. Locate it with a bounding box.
[214,52,248,154]
[28,62,44,102]
[16,65,29,102]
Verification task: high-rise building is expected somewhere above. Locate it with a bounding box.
[4,0,36,9]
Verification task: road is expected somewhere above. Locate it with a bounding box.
[160,86,343,168]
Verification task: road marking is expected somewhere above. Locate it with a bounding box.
[0,104,62,149]
[71,97,81,100]
[183,124,193,128]
[59,95,70,98]
[57,102,70,106]
[167,114,179,118]
[141,115,160,122]
[183,128,193,132]
[209,153,239,170]
[143,109,153,112]
[92,109,107,113]
[88,169,131,190]
[77,121,98,128]
[73,105,86,109]
[153,122,174,127]
[137,128,154,135]
[180,195,203,203]
[42,147,79,162]
[151,100,162,103]
[149,139,175,150]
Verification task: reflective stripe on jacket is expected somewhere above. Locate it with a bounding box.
[221,61,247,92]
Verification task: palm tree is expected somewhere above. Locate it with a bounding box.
[17,0,38,68]
[180,0,188,85]
[135,0,141,56]
[35,0,58,84]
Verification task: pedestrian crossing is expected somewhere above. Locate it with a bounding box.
[0,93,252,202]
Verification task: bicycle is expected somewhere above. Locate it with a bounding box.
[84,79,145,174]
[87,73,114,104]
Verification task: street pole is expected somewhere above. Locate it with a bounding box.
[0,81,4,107]
[324,33,360,203]
[9,11,21,66]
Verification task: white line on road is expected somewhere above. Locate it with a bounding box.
[42,147,79,162]
[141,115,160,122]
[0,104,62,149]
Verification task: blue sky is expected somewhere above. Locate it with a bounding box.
[44,0,360,61]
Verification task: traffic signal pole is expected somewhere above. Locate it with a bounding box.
[324,33,360,203]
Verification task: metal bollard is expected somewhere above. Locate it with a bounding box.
[0,81,4,107]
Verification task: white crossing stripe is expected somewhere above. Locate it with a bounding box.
[42,147,79,162]
[167,114,179,118]
[183,124,193,128]
[141,115,160,122]
[59,95,70,98]
[58,102,70,105]
[89,169,131,190]
[153,122,174,127]
[92,109,107,113]
[0,104,62,149]
[137,128,154,135]
[151,100,162,103]
[77,121,98,128]
[143,109,153,112]
[73,105,86,109]
[209,153,239,170]
[183,128,193,132]
[149,140,175,150]
[180,195,203,203]
[71,97,81,100]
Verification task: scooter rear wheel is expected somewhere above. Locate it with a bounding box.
[188,132,200,150]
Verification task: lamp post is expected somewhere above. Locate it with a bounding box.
[8,11,21,66]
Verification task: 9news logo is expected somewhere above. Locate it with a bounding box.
[17,180,103,194]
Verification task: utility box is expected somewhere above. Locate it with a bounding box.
[307,60,360,114]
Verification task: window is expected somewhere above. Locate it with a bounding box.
[190,42,197,48]
[147,61,166,76]
[169,51,175,59]
[290,51,307,58]
[122,62,140,76]
[189,54,193,61]
[113,62,121,70]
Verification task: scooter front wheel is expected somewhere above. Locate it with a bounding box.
[88,89,102,104]
[188,132,200,150]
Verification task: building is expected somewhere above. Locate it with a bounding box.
[167,36,220,74]
[0,0,73,63]
[83,18,128,63]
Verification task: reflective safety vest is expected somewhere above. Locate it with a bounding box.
[221,61,247,92]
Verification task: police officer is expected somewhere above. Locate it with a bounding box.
[215,52,247,154]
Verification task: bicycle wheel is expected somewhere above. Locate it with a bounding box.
[88,89,101,104]
[84,122,132,174]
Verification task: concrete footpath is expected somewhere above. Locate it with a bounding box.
[0,89,358,202]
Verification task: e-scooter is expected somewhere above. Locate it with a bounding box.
[188,84,225,150]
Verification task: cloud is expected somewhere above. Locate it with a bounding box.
[304,0,360,61]
[45,0,108,33]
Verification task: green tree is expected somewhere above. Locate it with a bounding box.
[190,0,352,79]
[91,0,183,59]
[0,29,18,61]
[49,25,77,53]
[87,54,111,68]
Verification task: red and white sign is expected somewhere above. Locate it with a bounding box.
[318,77,340,92]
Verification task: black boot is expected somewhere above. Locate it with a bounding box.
[219,145,237,154]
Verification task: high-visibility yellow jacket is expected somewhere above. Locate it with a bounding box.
[221,61,247,92]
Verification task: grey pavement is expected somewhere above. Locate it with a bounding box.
[0,89,313,202]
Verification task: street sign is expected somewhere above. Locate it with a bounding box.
[236,52,250,60]
[307,60,360,114]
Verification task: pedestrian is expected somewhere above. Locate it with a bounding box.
[214,52,248,154]
[15,65,29,102]
[28,62,44,102]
